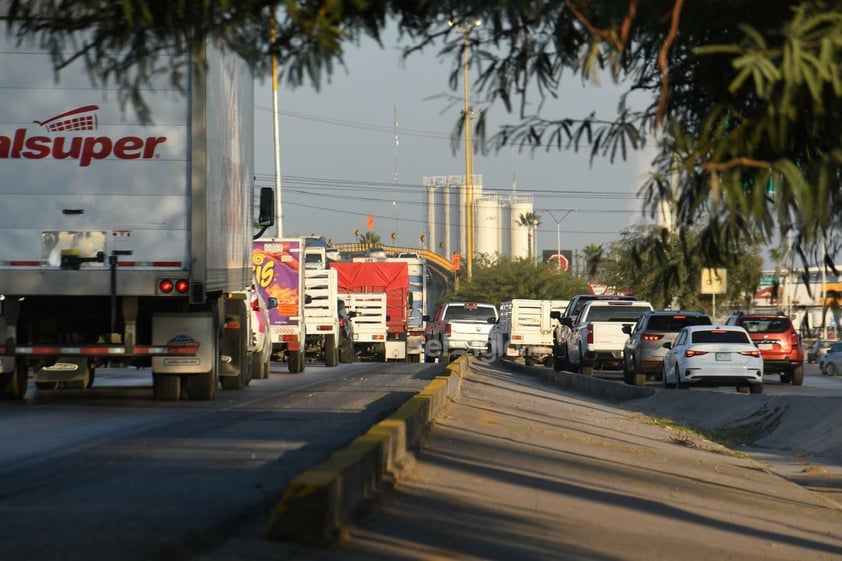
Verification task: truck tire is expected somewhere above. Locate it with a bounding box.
[324,335,338,367]
[288,349,304,373]
[339,337,355,363]
[0,356,28,400]
[187,368,219,400]
[153,374,182,400]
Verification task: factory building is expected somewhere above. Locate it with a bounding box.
[424,175,534,262]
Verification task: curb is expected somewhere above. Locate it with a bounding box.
[265,357,467,546]
[501,359,657,401]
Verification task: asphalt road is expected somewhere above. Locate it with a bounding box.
[195,359,842,561]
[0,360,444,561]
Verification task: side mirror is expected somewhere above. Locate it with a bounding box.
[422,314,430,322]
[348,311,357,319]
[304,294,312,305]
[621,325,632,335]
[663,342,672,349]
[267,297,278,310]
[487,317,498,324]
[386,315,391,322]
[550,310,561,320]
[560,317,573,328]
[258,187,275,227]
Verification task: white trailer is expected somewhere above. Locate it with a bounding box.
[304,266,340,366]
[492,299,570,366]
[0,30,268,400]
[339,293,388,361]
[388,256,428,362]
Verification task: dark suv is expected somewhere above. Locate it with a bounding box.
[622,310,712,386]
[725,312,804,385]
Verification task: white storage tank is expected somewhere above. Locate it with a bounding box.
[475,194,500,257]
[509,196,533,259]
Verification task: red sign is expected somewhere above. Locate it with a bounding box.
[548,253,569,272]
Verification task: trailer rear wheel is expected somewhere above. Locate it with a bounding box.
[153,374,182,400]
[0,357,29,400]
[187,369,219,400]
[324,335,338,367]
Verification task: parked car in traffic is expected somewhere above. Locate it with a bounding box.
[819,341,842,376]
[807,338,834,364]
[622,310,712,386]
[662,325,764,393]
[725,312,804,385]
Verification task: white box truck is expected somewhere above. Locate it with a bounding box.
[490,299,569,366]
[303,251,340,367]
[0,30,271,400]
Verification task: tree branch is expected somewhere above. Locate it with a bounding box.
[655,0,684,132]
[702,157,770,172]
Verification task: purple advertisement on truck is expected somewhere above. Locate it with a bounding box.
[252,238,303,343]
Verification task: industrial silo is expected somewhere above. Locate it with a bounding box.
[475,194,500,258]
[509,194,533,259]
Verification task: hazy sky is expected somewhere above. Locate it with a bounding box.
[253,28,658,258]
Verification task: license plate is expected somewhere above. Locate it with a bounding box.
[757,343,774,350]
[715,352,731,361]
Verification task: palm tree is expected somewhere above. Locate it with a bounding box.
[582,243,604,281]
[517,212,541,260]
[358,231,381,245]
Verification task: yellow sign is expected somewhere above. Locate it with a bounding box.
[700,268,727,294]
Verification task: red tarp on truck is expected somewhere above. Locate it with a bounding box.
[329,261,409,336]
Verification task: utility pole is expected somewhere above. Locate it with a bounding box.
[270,18,283,237]
[449,17,481,281]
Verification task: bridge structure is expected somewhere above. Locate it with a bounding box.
[331,243,461,289]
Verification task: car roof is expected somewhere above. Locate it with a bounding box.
[682,324,744,332]
[643,310,708,316]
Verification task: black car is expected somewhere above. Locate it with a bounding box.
[622,310,712,386]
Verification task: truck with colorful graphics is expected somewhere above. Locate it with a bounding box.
[0,29,269,400]
[252,238,307,373]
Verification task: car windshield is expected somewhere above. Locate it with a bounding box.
[445,305,496,322]
[740,318,790,333]
[585,306,650,322]
[692,330,750,344]
[646,315,711,331]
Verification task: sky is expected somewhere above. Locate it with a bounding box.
[253,28,659,259]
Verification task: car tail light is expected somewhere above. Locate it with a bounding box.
[790,331,800,346]
[446,323,452,336]
[339,317,346,328]
[740,350,761,358]
[642,334,663,341]
[587,324,594,345]
[685,350,708,357]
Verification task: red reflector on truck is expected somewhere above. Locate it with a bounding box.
[316,325,332,331]
[10,261,40,266]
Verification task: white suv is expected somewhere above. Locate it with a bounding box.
[424,302,499,362]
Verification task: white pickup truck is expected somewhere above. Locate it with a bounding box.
[564,300,653,375]
[424,302,499,363]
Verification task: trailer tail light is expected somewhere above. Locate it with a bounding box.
[373,334,385,341]
[159,279,174,293]
[158,278,190,294]
[175,279,190,294]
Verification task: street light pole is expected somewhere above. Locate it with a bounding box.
[270,17,283,237]
[546,209,573,273]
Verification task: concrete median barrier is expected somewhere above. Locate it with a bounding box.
[265,357,467,546]
[501,359,656,401]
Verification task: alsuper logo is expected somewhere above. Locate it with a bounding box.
[0,105,167,167]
